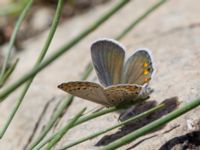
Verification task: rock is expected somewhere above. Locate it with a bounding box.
[30,7,53,32]
[1,0,200,150]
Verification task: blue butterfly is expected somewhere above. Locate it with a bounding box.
[58,38,154,107]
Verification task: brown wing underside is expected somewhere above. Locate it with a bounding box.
[58,81,108,105]
[104,84,142,106]
[58,82,143,107]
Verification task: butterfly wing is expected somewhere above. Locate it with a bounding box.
[122,49,154,85]
[91,39,125,87]
[58,81,109,106]
[104,84,142,106]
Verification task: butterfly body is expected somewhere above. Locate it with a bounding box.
[58,38,154,107]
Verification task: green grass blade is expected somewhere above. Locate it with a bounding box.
[0,0,64,138]
[0,0,33,86]
[32,100,147,150]
[27,64,92,150]
[80,63,93,80]
[31,97,73,150]
[73,107,117,127]
[116,0,168,40]
[32,106,118,150]
[0,0,131,101]
[0,58,19,87]
[0,0,29,16]
[58,104,165,150]
[0,3,21,16]
[102,98,200,150]
[44,108,86,150]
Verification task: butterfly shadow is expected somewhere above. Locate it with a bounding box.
[95,97,179,148]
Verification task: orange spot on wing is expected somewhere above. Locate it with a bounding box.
[144,62,148,67]
[144,70,149,75]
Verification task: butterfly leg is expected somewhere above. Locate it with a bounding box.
[118,106,136,122]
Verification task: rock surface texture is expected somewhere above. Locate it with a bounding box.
[0,0,200,150]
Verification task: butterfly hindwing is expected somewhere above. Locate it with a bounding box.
[58,81,109,105]
[104,84,142,106]
[58,39,154,107]
[91,39,125,87]
[122,49,154,85]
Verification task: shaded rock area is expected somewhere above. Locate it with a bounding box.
[0,0,200,150]
[159,131,200,150]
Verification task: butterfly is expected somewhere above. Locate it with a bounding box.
[58,38,154,107]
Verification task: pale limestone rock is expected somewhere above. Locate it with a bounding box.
[0,0,200,149]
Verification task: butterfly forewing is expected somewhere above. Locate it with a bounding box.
[58,81,109,105]
[104,84,142,106]
[91,39,125,87]
[122,49,154,85]
[58,39,154,107]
